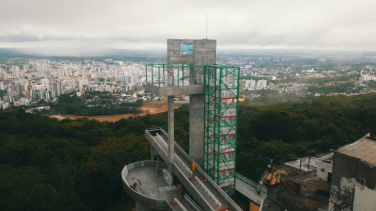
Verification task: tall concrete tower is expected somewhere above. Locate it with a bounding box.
[147,39,216,172]
[122,39,259,211]
[167,39,216,166]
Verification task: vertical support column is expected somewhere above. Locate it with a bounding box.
[216,67,222,186]
[189,94,205,166]
[158,67,160,87]
[151,145,158,160]
[168,65,174,86]
[168,95,175,174]
[178,67,180,87]
[182,64,184,86]
[163,64,165,82]
[145,64,148,84]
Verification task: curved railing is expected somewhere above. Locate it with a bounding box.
[121,160,173,211]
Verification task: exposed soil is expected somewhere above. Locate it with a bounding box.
[49,103,184,122]
[301,177,330,192]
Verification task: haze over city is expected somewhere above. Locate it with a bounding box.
[1,0,376,55]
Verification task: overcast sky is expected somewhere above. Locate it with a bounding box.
[0,0,375,55]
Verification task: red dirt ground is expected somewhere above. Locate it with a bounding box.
[49,103,183,122]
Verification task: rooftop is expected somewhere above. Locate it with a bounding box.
[338,134,376,165]
[284,156,317,172]
[317,153,334,165]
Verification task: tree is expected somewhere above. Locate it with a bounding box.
[0,165,60,210]
[90,135,149,169]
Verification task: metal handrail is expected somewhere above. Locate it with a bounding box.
[236,172,267,194]
[146,64,239,88]
[236,172,258,188]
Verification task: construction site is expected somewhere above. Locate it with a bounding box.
[121,39,376,211]
[121,39,266,211]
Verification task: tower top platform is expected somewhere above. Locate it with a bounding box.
[167,39,216,66]
[145,64,240,96]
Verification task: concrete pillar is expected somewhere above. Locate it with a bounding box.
[167,95,175,174]
[189,94,205,166]
[151,145,158,160]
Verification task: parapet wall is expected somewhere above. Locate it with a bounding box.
[121,160,172,211]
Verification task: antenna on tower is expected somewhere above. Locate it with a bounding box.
[206,13,208,39]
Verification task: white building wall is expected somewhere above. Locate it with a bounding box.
[329,177,357,211]
[316,153,333,182]
[244,80,256,90]
[353,184,376,211]
[256,80,267,89]
[316,160,332,182]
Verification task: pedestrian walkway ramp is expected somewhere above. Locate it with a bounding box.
[235,173,267,207]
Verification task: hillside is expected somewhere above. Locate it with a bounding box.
[0,94,376,210]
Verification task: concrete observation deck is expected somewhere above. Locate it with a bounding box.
[122,160,197,211]
[145,128,243,211]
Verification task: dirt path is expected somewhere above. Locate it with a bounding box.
[49,103,185,122]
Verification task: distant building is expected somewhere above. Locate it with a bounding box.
[256,80,267,90]
[78,79,83,91]
[30,106,51,112]
[121,85,129,92]
[126,75,134,84]
[53,82,63,96]
[360,74,376,82]
[244,80,256,90]
[0,100,10,109]
[302,68,315,73]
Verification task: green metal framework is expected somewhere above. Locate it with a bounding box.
[145,63,240,194]
[145,64,206,87]
[203,66,240,194]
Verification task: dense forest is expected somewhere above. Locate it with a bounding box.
[306,81,362,94]
[37,92,143,116]
[1,94,376,210]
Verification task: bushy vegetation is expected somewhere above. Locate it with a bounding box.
[237,94,376,180]
[0,93,376,210]
[306,81,362,94]
[279,75,351,84]
[0,105,188,211]
[42,92,142,116]
[244,90,303,104]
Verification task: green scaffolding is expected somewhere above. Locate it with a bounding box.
[145,64,206,87]
[145,64,240,194]
[203,66,240,194]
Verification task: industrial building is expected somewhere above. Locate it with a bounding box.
[121,39,265,211]
[329,133,376,211]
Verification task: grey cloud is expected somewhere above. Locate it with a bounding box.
[0,0,375,55]
[0,32,83,42]
[0,32,40,42]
